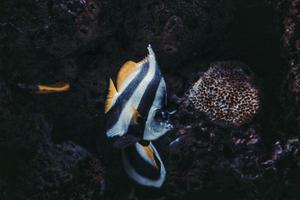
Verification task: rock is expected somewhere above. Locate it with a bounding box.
[121,0,234,67]
[165,119,266,199]
[46,0,102,57]
[0,87,105,200]
[281,0,300,134]
[11,116,105,200]
[2,0,300,199]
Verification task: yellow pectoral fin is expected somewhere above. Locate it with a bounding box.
[131,106,141,124]
[105,78,118,113]
[37,83,70,94]
[117,61,138,91]
[143,146,157,168]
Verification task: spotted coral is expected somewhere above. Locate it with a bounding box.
[186,62,260,127]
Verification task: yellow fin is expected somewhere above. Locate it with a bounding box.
[131,106,141,124]
[104,79,118,113]
[142,146,157,168]
[116,61,138,91]
[37,83,70,94]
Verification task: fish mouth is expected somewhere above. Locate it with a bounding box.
[161,119,174,129]
[167,123,174,129]
[166,109,177,129]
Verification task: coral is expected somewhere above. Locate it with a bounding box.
[8,115,105,200]
[2,0,300,199]
[120,0,234,66]
[0,83,105,200]
[45,0,102,57]
[166,97,300,200]
[165,116,266,200]
[281,0,300,133]
[186,62,261,127]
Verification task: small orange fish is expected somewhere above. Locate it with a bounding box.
[18,82,70,94]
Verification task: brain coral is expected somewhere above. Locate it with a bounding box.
[186,62,260,127]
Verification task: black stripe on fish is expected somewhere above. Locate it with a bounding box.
[123,143,161,180]
[105,61,150,131]
[127,64,162,139]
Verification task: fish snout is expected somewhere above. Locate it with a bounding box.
[155,108,177,121]
[162,111,175,131]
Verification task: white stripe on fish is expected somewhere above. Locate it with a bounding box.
[104,44,173,147]
[122,142,166,188]
[106,45,158,138]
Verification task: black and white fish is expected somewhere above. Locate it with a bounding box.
[122,141,166,188]
[104,44,173,148]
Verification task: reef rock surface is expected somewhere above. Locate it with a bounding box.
[1,0,300,200]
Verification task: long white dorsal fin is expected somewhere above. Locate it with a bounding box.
[104,78,118,113]
[146,44,157,70]
[147,44,155,57]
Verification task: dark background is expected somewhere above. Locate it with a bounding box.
[1,0,300,199]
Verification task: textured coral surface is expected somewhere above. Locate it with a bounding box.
[187,62,260,127]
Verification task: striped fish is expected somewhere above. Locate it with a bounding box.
[104,44,173,148]
[122,141,166,188]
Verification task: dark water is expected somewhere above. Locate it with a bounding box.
[1,0,300,200]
